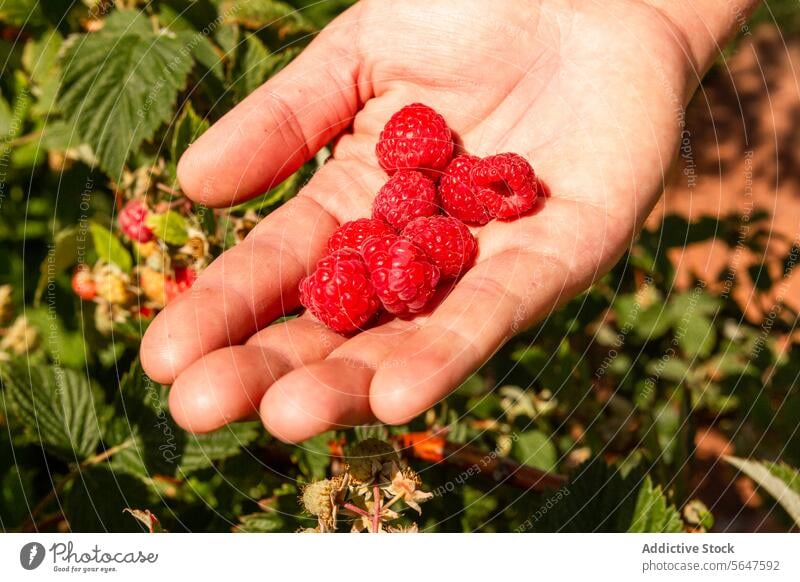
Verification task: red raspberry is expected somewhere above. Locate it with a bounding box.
[327,218,393,253]
[372,170,438,231]
[438,155,491,225]
[376,103,454,177]
[164,266,197,303]
[71,266,97,300]
[471,153,539,219]
[402,216,477,279]
[118,200,154,242]
[360,234,440,316]
[299,250,380,333]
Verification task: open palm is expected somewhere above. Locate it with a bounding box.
[141,0,700,442]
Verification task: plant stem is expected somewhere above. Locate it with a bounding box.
[342,502,370,519]
[372,485,381,533]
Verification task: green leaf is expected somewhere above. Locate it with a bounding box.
[221,0,315,33]
[627,476,683,532]
[1,360,104,461]
[235,510,285,532]
[0,92,13,137]
[171,102,210,165]
[0,0,46,27]
[233,34,271,101]
[58,10,194,177]
[645,358,689,384]
[233,36,298,101]
[678,315,716,359]
[512,430,557,472]
[34,227,78,306]
[22,30,63,117]
[725,456,800,526]
[534,459,680,532]
[178,422,261,473]
[293,431,333,480]
[89,222,132,272]
[146,211,189,246]
[24,308,88,370]
[106,361,174,478]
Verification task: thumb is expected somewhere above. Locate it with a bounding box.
[177,8,365,207]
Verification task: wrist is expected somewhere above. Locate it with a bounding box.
[644,1,761,75]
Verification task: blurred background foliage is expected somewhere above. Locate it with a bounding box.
[0,0,798,533]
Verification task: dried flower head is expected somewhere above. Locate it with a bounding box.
[386,466,433,514]
[346,438,400,484]
[301,475,346,532]
[0,316,39,357]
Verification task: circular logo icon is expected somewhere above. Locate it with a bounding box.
[20,542,46,570]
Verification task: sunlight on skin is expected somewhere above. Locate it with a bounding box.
[141,0,761,442]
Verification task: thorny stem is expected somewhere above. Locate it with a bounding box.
[342,502,370,519]
[18,439,135,532]
[373,485,381,533]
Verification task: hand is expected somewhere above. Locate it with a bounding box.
[140,0,741,442]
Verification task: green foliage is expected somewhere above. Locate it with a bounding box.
[0,0,798,534]
[89,222,132,272]
[146,211,189,246]
[1,360,105,462]
[58,10,195,177]
[725,456,800,526]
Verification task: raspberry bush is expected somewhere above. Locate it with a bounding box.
[0,1,798,535]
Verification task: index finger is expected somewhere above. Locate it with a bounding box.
[176,8,365,206]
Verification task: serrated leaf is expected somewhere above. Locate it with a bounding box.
[534,459,681,532]
[89,222,132,271]
[146,211,189,246]
[512,430,557,472]
[725,456,800,526]
[58,10,194,177]
[627,476,683,532]
[171,102,209,164]
[1,360,104,461]
[107,364,182,479]
[178,422,261,473]
[233,34,270,101]
[233,36,298,101]
[221,0,315,33]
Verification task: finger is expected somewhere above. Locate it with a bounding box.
[245,315,347,367]
[177,8,366,206]
[169,345,291,433]
[140,195,337,384]
[369,199,626,425]
[168,316,342,433]
[260,320,415,443]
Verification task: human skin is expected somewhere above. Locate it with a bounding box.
[140,0,760,442]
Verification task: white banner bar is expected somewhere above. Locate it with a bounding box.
[1,533,798,580]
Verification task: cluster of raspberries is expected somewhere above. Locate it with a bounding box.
[300,103,540,333]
